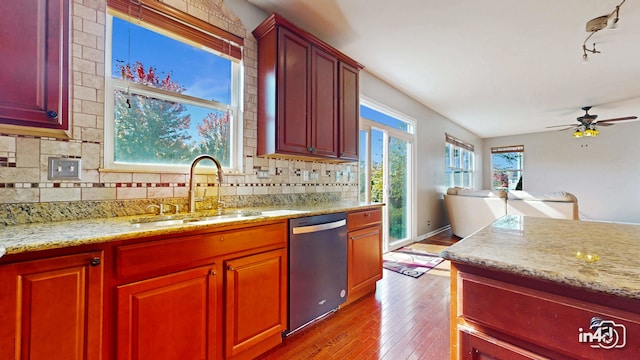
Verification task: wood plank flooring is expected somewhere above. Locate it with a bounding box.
[256,230,459,360]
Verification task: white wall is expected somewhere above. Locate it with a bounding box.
[483,123,640,223]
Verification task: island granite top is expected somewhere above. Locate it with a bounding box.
[0,202,382,257]
[440,215,640,300]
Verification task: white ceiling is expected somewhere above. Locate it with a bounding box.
[247,0,640,138]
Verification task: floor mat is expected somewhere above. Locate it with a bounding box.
[382,249,444,278]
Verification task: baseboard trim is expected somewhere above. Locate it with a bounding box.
[416,225,451,242]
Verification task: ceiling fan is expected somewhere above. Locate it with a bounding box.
[546,106,638,138]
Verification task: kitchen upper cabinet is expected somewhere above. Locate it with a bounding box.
[224,248,287,359]
[253,13,363,162]
[338,62,360,161]
[116,265,219,360]
[0,0,70,137]
[310,46,339,158]
[0,251,103,360]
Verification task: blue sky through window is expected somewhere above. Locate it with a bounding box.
[111,17,233,145]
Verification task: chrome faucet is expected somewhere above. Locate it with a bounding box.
[188,155,224,213]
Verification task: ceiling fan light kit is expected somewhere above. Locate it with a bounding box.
[582,0,626,62]
[547,106,637,138]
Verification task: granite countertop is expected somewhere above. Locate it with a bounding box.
[0,202,382,256]
[441,215,640,300]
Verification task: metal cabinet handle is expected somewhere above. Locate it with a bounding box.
[90,257,101,266]
[227,265,234,271]
[364,213,371,217]
[47,110,58,119]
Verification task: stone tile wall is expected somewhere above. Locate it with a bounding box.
[0,0,358,215]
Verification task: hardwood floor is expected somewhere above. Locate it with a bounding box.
[256,230,460,360]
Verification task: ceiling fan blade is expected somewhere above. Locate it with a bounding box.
[596,116,638,124]
[546,124,578,128]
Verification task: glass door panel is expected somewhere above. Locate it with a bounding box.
[387,136,410,248]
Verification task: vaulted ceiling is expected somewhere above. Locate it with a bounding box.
[246,0,640,138]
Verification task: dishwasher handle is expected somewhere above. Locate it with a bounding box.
[291,219,346,235]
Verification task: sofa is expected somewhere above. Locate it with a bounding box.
[444,187,578,238]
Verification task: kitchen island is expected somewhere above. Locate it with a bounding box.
[441,215,640,360]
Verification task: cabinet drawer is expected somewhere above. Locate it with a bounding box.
[459,273,640,359]
[347,208,382,231]
[116,222,287,279]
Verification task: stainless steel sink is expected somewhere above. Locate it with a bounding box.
[129,209,310,228]
[130,218,191,228]
[131,210,262,228]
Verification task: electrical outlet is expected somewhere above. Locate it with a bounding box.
[256,169,270,179]
[310,171,319,181]
[302,170,309,182]
[48,157,81,180]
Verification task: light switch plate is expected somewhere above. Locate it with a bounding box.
[256,169,270,179]
[48,157,81,180]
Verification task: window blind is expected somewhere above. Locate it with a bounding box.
[107,0,243,60]
[491,145,524,154]
[445,133,474,152]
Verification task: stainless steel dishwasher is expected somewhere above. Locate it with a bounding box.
[288,212,348,334]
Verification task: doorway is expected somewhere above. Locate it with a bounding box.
[359,103,414,252]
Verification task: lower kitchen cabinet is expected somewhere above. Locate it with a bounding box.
[345,208,382,305]
[451,265,640,360]
[458,327,545,360]
[224,248,287,359]
[116,264,219,360]
[114,221,287,360]
[0,251,104,360]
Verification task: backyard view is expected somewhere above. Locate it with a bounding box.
[110,16,234,167]
[361,106,412,246]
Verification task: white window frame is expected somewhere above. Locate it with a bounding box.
[491,145,524,191]
[445,134,475,188]
[103,12,244,173]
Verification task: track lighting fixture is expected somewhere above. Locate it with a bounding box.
[582,0,626,62]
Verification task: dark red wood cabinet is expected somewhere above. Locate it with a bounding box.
[0,251,104,360]
[0,0,70,135]
[253,13,362,162]
[344,207,383,306]
[450,266,640,360]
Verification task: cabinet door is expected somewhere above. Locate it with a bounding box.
[348,225,382,295]
[117,265,218,360]
[310,46,339,158]
[459,328,547,360]
[224,248,287,358]
[276,28,310,155]
[0,251,103,360]
[0,0,69,131]
[339,62,360,160]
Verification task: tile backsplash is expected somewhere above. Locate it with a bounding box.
[0,0,358,222]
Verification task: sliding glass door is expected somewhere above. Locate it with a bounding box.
[359,103,414,252]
